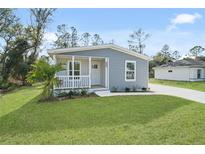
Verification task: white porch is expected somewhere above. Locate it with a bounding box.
[53,55,109,90]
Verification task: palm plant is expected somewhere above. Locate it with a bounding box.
[27,59,62,101]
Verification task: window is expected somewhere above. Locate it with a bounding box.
[68,61,81,76]
[197,69,201,79]
[168,70,173,72]
[92,64,98,69]
[125,60,136,81]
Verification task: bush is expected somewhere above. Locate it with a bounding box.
[142,87,147,91]
[0,82,18,91]
[125,87,130,92]
[68,90,74,99]
[58,92,68,98]
[73,90,81,96]
[81,89,88,96]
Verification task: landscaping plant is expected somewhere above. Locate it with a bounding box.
[26,58,62,101]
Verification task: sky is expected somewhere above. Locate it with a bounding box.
[16,8,205,57]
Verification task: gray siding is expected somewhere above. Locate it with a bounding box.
[59,48,148,91]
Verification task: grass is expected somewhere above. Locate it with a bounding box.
[150,78,205,92]
[1,85,205,144]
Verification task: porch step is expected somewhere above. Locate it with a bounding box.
[94,90,111,97]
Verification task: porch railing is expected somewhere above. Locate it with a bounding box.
[55,75,90,89]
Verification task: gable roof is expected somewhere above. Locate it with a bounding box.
[155,59,205,68]
[48,44,151,61]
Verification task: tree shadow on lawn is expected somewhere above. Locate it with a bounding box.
[0,95,192,136]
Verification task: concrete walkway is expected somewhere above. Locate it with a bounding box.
[95,84,205,104]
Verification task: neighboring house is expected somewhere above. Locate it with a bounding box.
[48,44,150,92]
[154,59,205,81]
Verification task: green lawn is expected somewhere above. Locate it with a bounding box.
[150,78,205,92]
[1,85,205,144]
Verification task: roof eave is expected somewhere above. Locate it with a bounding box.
[47,44,151,61]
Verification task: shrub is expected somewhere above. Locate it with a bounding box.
[68,90,74,99]
[81,89,88,96]
[142,87,147,91]
[73,90,81,96]
[58,92,68,98]
[125,87,130,92]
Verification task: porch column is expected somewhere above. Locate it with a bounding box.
[105,58,109,88]
[53,55,56,64]
[89,57,91,88]
[72,56,75,89]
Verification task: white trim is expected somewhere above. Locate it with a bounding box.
[105,58,108,88]
[56,54,107,59]
[107,58,109,89]
[48,44,150,61]
[89,57,91,88]
[125,60,136,82]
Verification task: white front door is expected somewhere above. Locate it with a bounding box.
[91,61,101,85]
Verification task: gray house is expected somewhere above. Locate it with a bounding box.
[48,44,150,92]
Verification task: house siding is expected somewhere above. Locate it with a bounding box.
[59,48,148,90]
[154,67,205,81]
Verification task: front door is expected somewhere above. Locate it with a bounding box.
[91,61,101,85]
[197,69,202,79]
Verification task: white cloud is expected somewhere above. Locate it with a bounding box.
[167,13,202,31]
[44,32,57,43]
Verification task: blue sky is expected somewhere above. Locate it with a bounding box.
[16,9,205,56]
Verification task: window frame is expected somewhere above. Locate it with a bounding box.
[67,60,81,76]
[125,60,136,82]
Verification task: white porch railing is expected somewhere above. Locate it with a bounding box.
[55,75,90,89]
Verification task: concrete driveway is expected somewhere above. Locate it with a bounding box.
[149,83,205,104]
[96,84,205,104]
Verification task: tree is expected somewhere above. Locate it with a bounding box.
[128,28,150,54]
[189,46,205,57]
[81,32,91,46]
[0,9,18,33]
[28,8,56,64]
[70,26,79,47]
[0,9,21,82]
[161,44,171,57]
[27,59,62,101]
[172,50,181,60]
[92,34,104,46]
[149,44,173,78]
[4,38,31,84]
[54,24,71,48]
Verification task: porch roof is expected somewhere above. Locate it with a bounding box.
[48,44,151,61]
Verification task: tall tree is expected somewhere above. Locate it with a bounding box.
[4,38,31,84]
[128,28,150,54]
[81,32,91,46]
[0,9,18,33]
[70,26,78,47]
[189,46,205,57]
[54,24,71,48]
[161,44,171,57]
[172,50,181,60]
[92,34,104,46]
[0,9,21,82]
[28,8,56,63]
[149,44,173,77]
